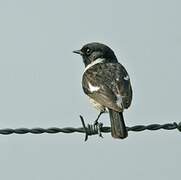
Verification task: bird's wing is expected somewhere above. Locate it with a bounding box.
[82,63,132,112]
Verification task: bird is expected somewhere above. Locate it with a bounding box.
[73,42,132,139]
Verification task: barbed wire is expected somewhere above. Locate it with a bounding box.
[0,116,180,141]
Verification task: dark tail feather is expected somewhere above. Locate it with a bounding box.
[108,109,128,139]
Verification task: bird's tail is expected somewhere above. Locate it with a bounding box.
[108,109,128,139]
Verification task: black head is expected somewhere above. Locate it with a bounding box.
[73,42,118,67]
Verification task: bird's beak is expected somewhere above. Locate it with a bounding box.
[73,50,84,55]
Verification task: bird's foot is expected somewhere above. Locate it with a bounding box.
[94,111,104,126]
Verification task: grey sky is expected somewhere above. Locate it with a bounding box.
[0,0,180,179]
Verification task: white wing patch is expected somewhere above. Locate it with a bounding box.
[88,82,100,92]
[124,75,129,81]
[116,94,124,109]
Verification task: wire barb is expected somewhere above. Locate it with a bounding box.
[80,115,103,141]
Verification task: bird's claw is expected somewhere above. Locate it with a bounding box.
[94,119,98,126]
[94,122,103,138]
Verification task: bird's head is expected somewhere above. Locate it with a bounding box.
[73,42,118,67]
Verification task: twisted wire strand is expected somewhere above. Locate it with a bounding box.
[0,116,180,140]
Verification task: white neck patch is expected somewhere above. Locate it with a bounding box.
[84,58,105,72]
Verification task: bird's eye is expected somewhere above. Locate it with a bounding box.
[86,48,91,55]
